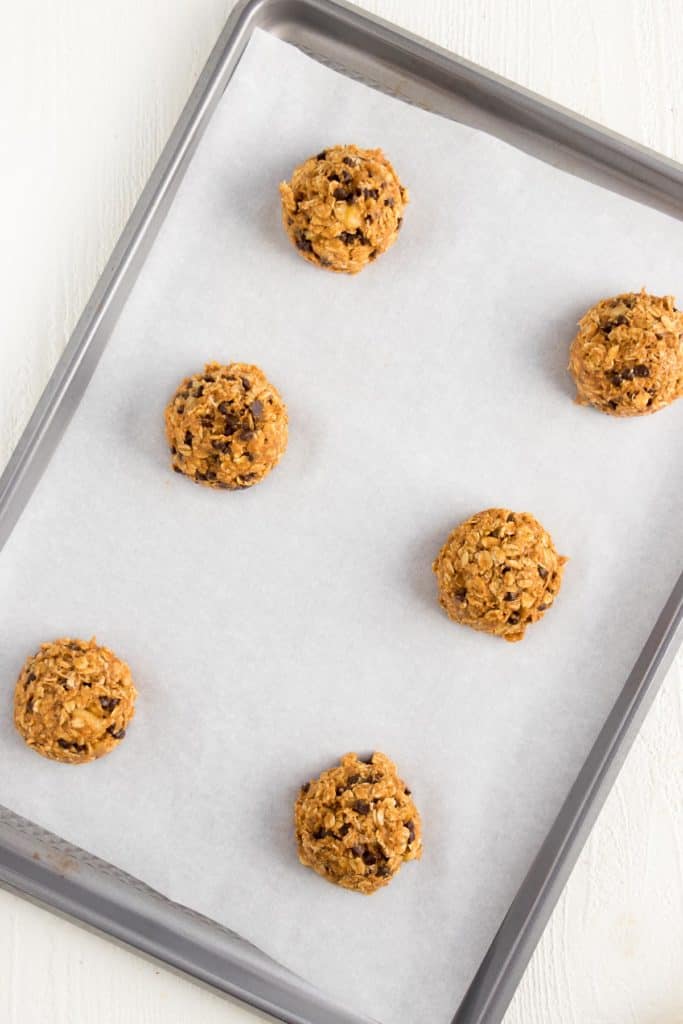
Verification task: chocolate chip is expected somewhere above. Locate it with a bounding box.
[333,187,351,200]
[404,787,411,796]
[538,603,549,611]
[508,612,521,625]
[223,417,240,437]
[362,850,377,866]
[342,156,355,167]
[57,739,87,753]
[107,726,126,740]
[316,150,326,160]
[339,823,351,837]
[170,445,177,455]
[178,390,189,400]
[353,800,370,815]
[248,400,263,419]
[172,464,182,473]
[295,234,313,253]
[537,565,548,579]
[341,170,352,184]
[26,672,36,686]
[26,699,34,713]
[240,428,255,441]
[363,188,379,199]
[503,592,519,602]
[327,172,340,182]
[377,864,391,877]
[384,197,394,207]
[184,430,192,446]
[241,377,252,391]
[301,782,310,794]
[212,439,232,453]
[194,384,204,398]
[405,820,416,845]
[339,231,356,244]
[507,513,516,523]
[647,397,653,406]
[312,827,327,840]
[99,696,120,712]
[176,405,184,415]
[454,588,467,602]
[633,364,650,377]
[240,473,257,482]
[350,845,364,858]
[203,374,215,383]
[195,471,208,481]
[608,400,618,409]
[347,774,361,786]
[336,786,344,796]
[603,315,628,332]
[205,471,216,481]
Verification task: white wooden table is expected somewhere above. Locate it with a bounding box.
[1,2,682,1021]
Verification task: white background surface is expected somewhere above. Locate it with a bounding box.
[1,1,681,1022]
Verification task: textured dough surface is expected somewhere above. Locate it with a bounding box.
[568,289,683,416]
[433,508,567,643]
[279,144,408,274]
[294,752,422,894]
[14,637,137,764]
[165,362,288,489]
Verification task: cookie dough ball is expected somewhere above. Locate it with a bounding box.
[165,362,288,489]
[279,144,408,274]
[295,752,422,894]
[14,638,137,764]
[433,509,567,643]
[568,290,683,416]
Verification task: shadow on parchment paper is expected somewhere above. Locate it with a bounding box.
[538,304,585,403]
[404,510,472,615]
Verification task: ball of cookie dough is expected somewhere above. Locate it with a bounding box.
[433,508,567,643]
[279,144,408,274]
[295,752,422,894]
[165,362,288,489]
[14,637,137,764]
[568,290,683,416]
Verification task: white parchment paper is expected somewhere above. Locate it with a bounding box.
[1,29,682,1024]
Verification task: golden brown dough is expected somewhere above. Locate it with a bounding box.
[165,362,287,489]
[279,144,408,274]
[433,508,567,643]
[568,290,683,416]
[14,637,137,764]
[295,752,422,894]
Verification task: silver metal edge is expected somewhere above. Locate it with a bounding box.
[452,576,683,1024]
[0,805,376,1024]
[0,1,681,1022]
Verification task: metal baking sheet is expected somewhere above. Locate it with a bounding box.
[1,2,682,1023]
